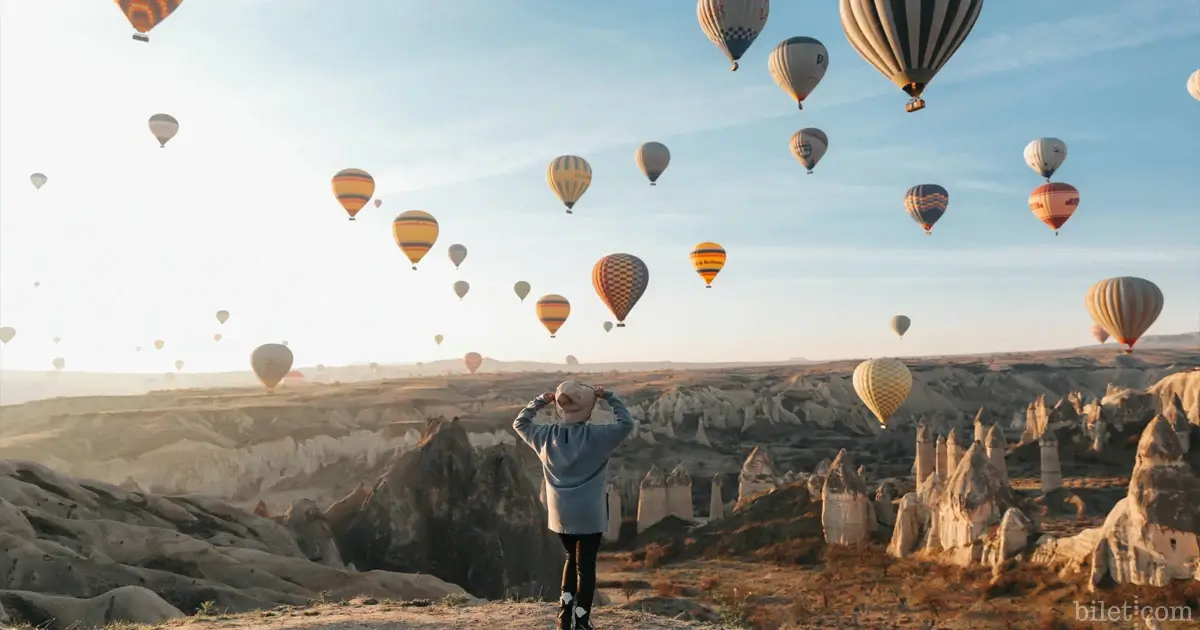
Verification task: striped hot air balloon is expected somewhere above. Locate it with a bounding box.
[767,36,829,109]
[789,128,828,174]
[463,352,483,374]
[904,184,949,235]
[148,114,178,147]
[116,0,183,42]
[697,0,770,71]
[535,295,571,338]
[592,253,650,326]
[1085,277,1164,354]
[547,156,592,213]
[392,210,439,270]
[690,242,727,288]
[1028,182,1080,235]
[852,357,912,428]
[331,169,375,221]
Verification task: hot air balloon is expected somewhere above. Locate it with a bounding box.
[838,0,983,112]
[331,168,375,221]
[148,114,179,148]
[592,253,650,326]
[52,357,65,371]
[117,0,184,42]
[603,321,614,333]
[789,128,828,174]
[768,37,829,109]
[697,0,769,71]
[690,242,726,288]
[392,210,439,270]
[213,333,222,342]
[52,337,61,345]
[154,340,164,350]
[1023,138,1067,181]
[453,280,470,300]
[251,343,293,391]
[216,309,229,324]
[890,315,911,339]
[374,198,383,209]
[1188,70,1200,101]
[514,281,531,302]
[547,156,592,213]
[852,357,912,428]
[369,362,379,373]
[904,185,949,235]
[536,294,571,338]
[1085,277,1163,354]
[33,281,40,288]
[635,142,671,186]
[1028,183,1079,235]
[135,346,142,352]
[0,327,14,344]
[448,244,468,269]
[30,173,47,190]
[174,360,185,371]
[566,355,580,366]
[434,334,444,345]
[1091,324,1110,344]
[463,352,483,375]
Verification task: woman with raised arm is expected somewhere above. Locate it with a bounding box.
[512,381,636,630]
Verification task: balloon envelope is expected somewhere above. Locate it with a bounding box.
[789,128,828,173]
[1023,138,1067,180]
[697,0,770,70]
[213,333,222,342]
[148,113,179,147]
[434,334,444,345]
[216,309,230,324]
[603,321,613,333]
[453,280,470,300]
[767,37,829,108]
[1091,324,1110,344]
[154,340,165,350]
[566,355,580,366]
[448,244,468,269]
[546,156,592,212]
[30,173,47,190]
[852,358,912,427]
[904,185,949,234]
[1085,277,1164,354]
[463,352,483,375]
[0,327,14,344]
[890,315,911,338]
[392,211,439,269]
[1028,183,1079,233]
[592,254,650,326]
[690,242,726,287]
[536,294,571,338]
[1188,70,1200,101]
[118,0,183,39]
[52,357,65,371]
[174,360,185,371]
[332,168,375,220]
[251,343,294,391]
[514,281,531,302]
[635,142,671,185]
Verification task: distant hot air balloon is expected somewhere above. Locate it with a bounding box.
[635,142,671,186]
[52,337,61,345]
[1091,324,1110,344]
[448,244,468,269]
[547,156,592,213]
[52,357,65,371]
[251,343,293,391]
[690,242,727,288]
[33,281,40,288]
[216,309,229,324]
[697,0,769,71]
[1023,138,1068,181]
[369,362,379,373]
[904,185,949,235]
[117,0,184,42]
[603,321,613,333]
[1188,70,1200,101]
[135,346,142,352]
[839,0,983,112]
[768,37,829,109]
[514,281,531,302]
[0,327,15,344]
[1085,277,1164,354]
[789,128,828,174]
[374,198,383,209]
[453,280,470,300]
[392,210,439,270]
[566,355,580,366]
[536,294,571,338]
[592,253,650,326]
[174,359,185,372]
[154,340,164,350]
[852,357,912,428]
[434,334,444,345]
[30,173,47,190]
[1028,182,1080,235]
[890,315,911,339]
[332,168,375,221]
[463,352,483,375]
[213,333,222,342]
[148,114,179,148]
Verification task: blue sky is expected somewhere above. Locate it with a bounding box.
[0,0,1196,373]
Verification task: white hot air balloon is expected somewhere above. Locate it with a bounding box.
[148,113,179,148]
[1023,138,1068,181]
[30,173,48,190]
[1188,70,1200,101]
[789,128,828,174]
[767,37,829,110]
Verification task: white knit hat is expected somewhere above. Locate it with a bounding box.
[555,381,596,423]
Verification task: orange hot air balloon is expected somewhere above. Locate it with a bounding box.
[690,242,726,288]
[463,352,483,375]
[1028,182,1080,235]
[592,253,650,327]
[116,0,184,42]
[331,168,375,221]
[535,294,571,338]
[213,333,222,342]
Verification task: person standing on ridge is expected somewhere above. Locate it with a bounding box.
[512,381,636,630]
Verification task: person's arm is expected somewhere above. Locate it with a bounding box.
[512,393,554,450]
[590,391,636,451]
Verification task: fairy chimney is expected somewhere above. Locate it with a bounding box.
[665,464,694,522]
[807,458,832,496]
[985,425,1008,483]
[935,435,949,481]
[737,446,778,507]
[821,449,872,545]
[604,478,622,542]
[709,474,725,521]
[915,422,935,484]
[973,407,990,443]
[1039,425,1063,494]
[636,466,669,533]
[1164,393,1192,454]
[946,427,964,474]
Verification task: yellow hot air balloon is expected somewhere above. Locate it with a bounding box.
[852,358,912,428]
[546,155,592,214]
[434,334,444,345]
[154,340,165,350]
[213,333,222,342]
[536,294,571,338]
[216,310,230,324]
[251,343,294,392]
[392,210,439,270]
[332,168,375,221]
[463,352,483,375]
[1085,277,1164,354]
[514,281,531,302]
[690,242,726,288]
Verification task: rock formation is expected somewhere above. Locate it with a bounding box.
[973,407,990,443]
[915,422,934,484]
[945,428,964,474]
[821,449,871,545]
[637,466,669,533]
[806,458,832,496]
[737,446,777,508]
[276,498,343,568]
[604,479,621,542]
[1164,393,1192,453]
[665,465,694,522]
[1039,424,1063,494]
[984,425,1007,483]
[338,418,563,600]
[935,435,948,481]
[709,474,725,521]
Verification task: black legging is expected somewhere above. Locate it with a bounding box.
[559,532,602,611]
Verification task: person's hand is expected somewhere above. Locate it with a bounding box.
[592,386,606,398]
[541,391,556,403]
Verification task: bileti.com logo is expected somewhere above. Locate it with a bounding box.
[1075,598,1194,623]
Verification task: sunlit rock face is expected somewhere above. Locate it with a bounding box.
[636,466,669,533]
[737,446,778,508]
[821,449,871,546]
[665,465,694,522]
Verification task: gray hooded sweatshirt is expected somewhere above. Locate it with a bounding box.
[513,391,635,535]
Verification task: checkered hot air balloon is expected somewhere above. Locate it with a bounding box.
[697,0,770,71]
[592,253,650,327]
